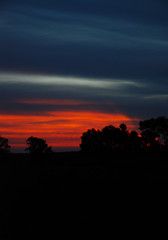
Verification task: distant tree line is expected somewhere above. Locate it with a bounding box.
[80,116,168,154]
[0,116,168,156]
[0,136,52,155]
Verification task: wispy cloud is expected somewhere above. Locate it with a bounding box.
[0,72,144,89]
[143,94,168,100]
[0,1,168,83]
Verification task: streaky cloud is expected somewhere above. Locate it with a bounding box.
[143,94,168,100]
[0,72,145,89]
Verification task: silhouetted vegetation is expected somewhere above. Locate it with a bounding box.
[0,135,10,154]
[25,136,52,155]
[139,116,168,149]
[0,116,168,158]
[1,118,168,239]
[80,116,168,155]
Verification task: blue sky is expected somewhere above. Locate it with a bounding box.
[0,0,168,150]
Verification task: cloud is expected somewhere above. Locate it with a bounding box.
[0,72,144,88]
[3,0,168,25]
[0,72,146,115]
[143,94,168,100]
[0,71,167,121]
[0,0,168,84]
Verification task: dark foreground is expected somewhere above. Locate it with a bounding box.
[1,151,168,239]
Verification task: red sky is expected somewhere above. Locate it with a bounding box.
[0,99,139,151]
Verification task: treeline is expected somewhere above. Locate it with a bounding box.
[0,116,168,156]
[80,116,168,154]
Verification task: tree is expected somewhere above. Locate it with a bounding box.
[80,124,130,153]
[25,136,52,154]
[128,131,141,151]
[102,125,121,150]
[119,123,127,132]
[155,117,168,146]
[139,117,168,148]
[0,136,10,154]
[119,123,129,147]
[80,128,102,152]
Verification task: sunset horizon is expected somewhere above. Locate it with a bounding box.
[1,1,168,238]
[0,0,168,151]
[0,103,140,152]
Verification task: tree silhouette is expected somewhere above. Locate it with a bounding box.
[139,117,168,149]
[80,117,168,155]
[80,128,102,152]
[25,136,52,154]
[119,123,127,132]
[127,131,141,151]
[119,123,129,148]
[0,136,10,154]
[101,125,121,150]
[80,123,134,153]
[155,117,168,146]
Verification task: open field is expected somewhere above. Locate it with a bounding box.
[0,152,168,239]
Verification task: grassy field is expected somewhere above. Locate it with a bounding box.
[0,152,168,239]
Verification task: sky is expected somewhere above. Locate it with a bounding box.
[0,0,168,151]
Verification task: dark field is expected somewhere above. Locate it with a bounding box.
[1,152,168,239]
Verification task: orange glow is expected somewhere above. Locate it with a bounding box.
[0,110,139,151]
